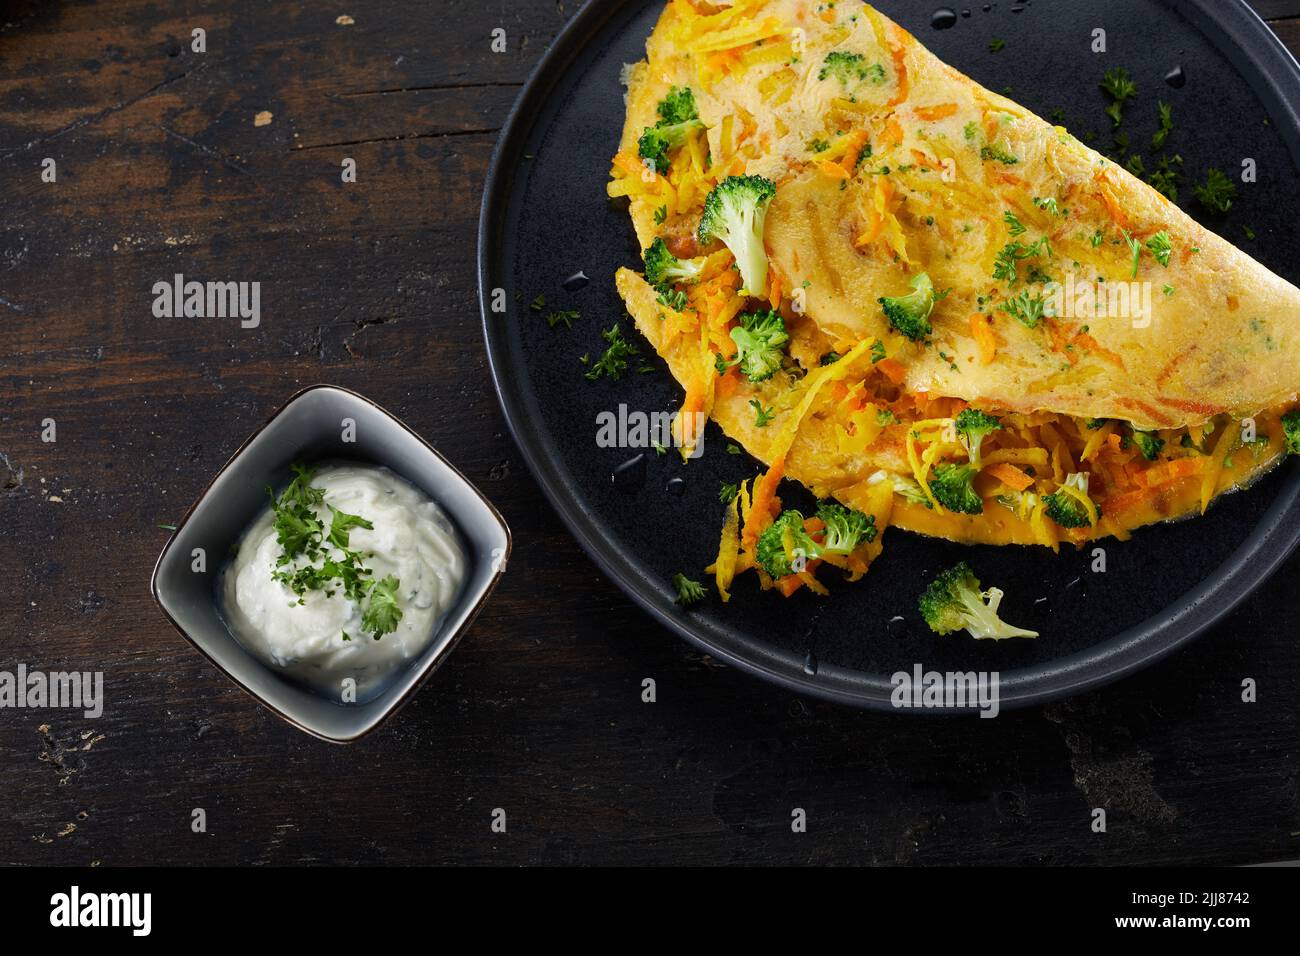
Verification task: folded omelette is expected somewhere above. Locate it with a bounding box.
[607,0,1300,599]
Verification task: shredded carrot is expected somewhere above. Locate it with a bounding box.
[815,159,850,179]
[839,129,870,175]
[1135,457,1205,489]
[885,24,910,107]
[1097,180,1130,232]
[776,575,804,597]
[881,116,905,148]
[970,313,997,365]
[768,272,782,309]
[743,454,786,549]
[914,103,957,121]
[876,357,907,384]
[987,462,1033,491]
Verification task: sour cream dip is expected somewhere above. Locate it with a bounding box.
[221,463,465,699]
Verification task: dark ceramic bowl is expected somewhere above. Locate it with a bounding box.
[150,385,510,742]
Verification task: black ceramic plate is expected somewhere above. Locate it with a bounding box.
[480,0,1300,711]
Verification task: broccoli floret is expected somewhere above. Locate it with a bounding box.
[815,503,877,555]
[1043,473,1101,528]
[878,272,935,342]
[1128,428,1165,461]
[929,462,983,515]
[1283,410,1300,455]
[954,408,1003,467]
[642,237,706,288]
[672,572,706,607]
[756,510,820,578]
[697,175,777,296]
[638,121,704,173]
[818,51,879,87]
[637,86,705,173]
[656,85,699,126]
[719,308,789,382]
[918,562,1039,640]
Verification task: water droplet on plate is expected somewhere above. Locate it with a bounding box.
[1164,65,1186,89]
[803,652,819,676]
[612,454,646,493]
[562,271,589,292]
[931,7,958,29]
[664,476,686,497]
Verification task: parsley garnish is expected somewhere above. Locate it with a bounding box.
[545,309,579,329]
[999,290,1047,328]
[719,482,739,504]
[361,576,403,639]
[1121,229,1143,278]
[993,236,1051,284]
[1145,231,1173,267]
[1193,167,1236,214]
[1032,196,1067,217]
[750,399,776,427]
[266,464,402,640]
[1152,101,1174,150]
[585,324,639,381]
[1100,68,1137,127]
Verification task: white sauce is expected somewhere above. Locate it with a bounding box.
[221,463,465,699]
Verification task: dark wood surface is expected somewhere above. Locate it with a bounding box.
[3,0,1300,867]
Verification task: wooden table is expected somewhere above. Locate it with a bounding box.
[3,0,1300,866]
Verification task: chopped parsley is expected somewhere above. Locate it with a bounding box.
[1193,167,1236,214]
[1145,231,1173,267]
[719,482,739,504]
[1003,210,1026,236]
[750,399,776,427]
[999,289,1047,328]
[989,38,1006,53]
[1100,68,1137,127]
[585,324,639,381]
[545,309,580,329]
[1152,101,1174,150]
[266,463,402,640]
[1032,196,1067,217]
[993,236,1051,284]
[1121,230,1143,278]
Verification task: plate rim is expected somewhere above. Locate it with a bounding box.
[479,0,1300,712]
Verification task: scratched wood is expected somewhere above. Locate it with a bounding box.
[1,0,1299,867]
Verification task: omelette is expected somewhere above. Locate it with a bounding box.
[606,0,1300,600]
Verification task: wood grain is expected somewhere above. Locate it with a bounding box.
[1,0,1299,867]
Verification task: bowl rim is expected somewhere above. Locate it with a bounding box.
[149,383,512,743]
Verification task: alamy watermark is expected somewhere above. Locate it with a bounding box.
[596,403,706,457]
[0,665,103,718]
[891,664,1000,718]
[152,273,260,328]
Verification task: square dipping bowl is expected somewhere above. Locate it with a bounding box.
[150,384,511,742]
